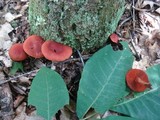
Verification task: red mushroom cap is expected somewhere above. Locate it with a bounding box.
[110,33,119,43]
[126,69,150,92]
[9,43,28,61]
[23,35,44,58]
[41,40,72,61]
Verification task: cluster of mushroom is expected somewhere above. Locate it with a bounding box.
[126,69,151,92]
[9,35,73,62]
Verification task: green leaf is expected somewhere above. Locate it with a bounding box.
[111,65,160,120]
[28,67,69,120]
[102,116,139,120]
[77,42,134,118]
[10,61,23,75]
[146,64,160,88]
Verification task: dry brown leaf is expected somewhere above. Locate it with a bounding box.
[19,76,31,84]
[0,55,12,67]
[4,12,16,22]
[0,22,13,49]
[156,8,160,14]
[14,95,25,108]
[136,3,160,68]
[14,102,44,120]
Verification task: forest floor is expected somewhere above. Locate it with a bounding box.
[0,0,160,120]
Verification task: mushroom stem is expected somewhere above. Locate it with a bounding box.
[136,77,150,86]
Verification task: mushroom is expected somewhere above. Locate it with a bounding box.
[9,43,28,61]
[110,33,119,43]
[23,35,44,58]
[126,69,150,92]
[41,40,72,61]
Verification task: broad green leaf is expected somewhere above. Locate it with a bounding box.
[91,115,138,120]
[146,64,160,88]
[77,42,134,118]
[102,116,139,120]
[112,65,160,120]
[28,67,69,120]
[10,61,23,75]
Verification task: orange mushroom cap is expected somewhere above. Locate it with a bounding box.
[23,35,44,58]
[126,69,150,92]
[41,40,72,61]
[110,33,119,43]
[9,43,28,61]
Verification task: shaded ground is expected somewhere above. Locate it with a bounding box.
[0,0,160,119]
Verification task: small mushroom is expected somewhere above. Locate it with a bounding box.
[9,43,28,61]
[126,69,150,92]
[41,40,72,61]
[23,35,44,58]
[110,33,119,43]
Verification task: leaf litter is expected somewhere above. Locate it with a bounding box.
[0,0,160,119]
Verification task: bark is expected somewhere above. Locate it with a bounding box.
[29,0,125,52]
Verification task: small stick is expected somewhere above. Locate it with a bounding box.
[77,50,85,67]
[118,16,132,28]
[132,6,151,12]
[0,69,39,85]
[132,0,136,31]
[60,54,91,64]
[129,31,141,61]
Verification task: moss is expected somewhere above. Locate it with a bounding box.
[29,0,125,52]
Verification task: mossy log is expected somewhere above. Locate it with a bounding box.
[29,0,125,52]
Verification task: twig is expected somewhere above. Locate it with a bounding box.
[0,69,39,85]
[77,50,85,67]
[132,6,151,12]
[129,31,141,61]
[62,54,91,64]
[132,0,136,31]
[118,16,132,28]
[129,0,141,60]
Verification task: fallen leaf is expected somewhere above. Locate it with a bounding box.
[3,40,13,50]
[14,102,45,120]
[14,95,25,108]
[0,22,13,49]
[4,12,16,22]
[156,8,160,14]
[0,55,12,67]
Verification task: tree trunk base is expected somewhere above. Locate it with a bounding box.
[29,0,125,52]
